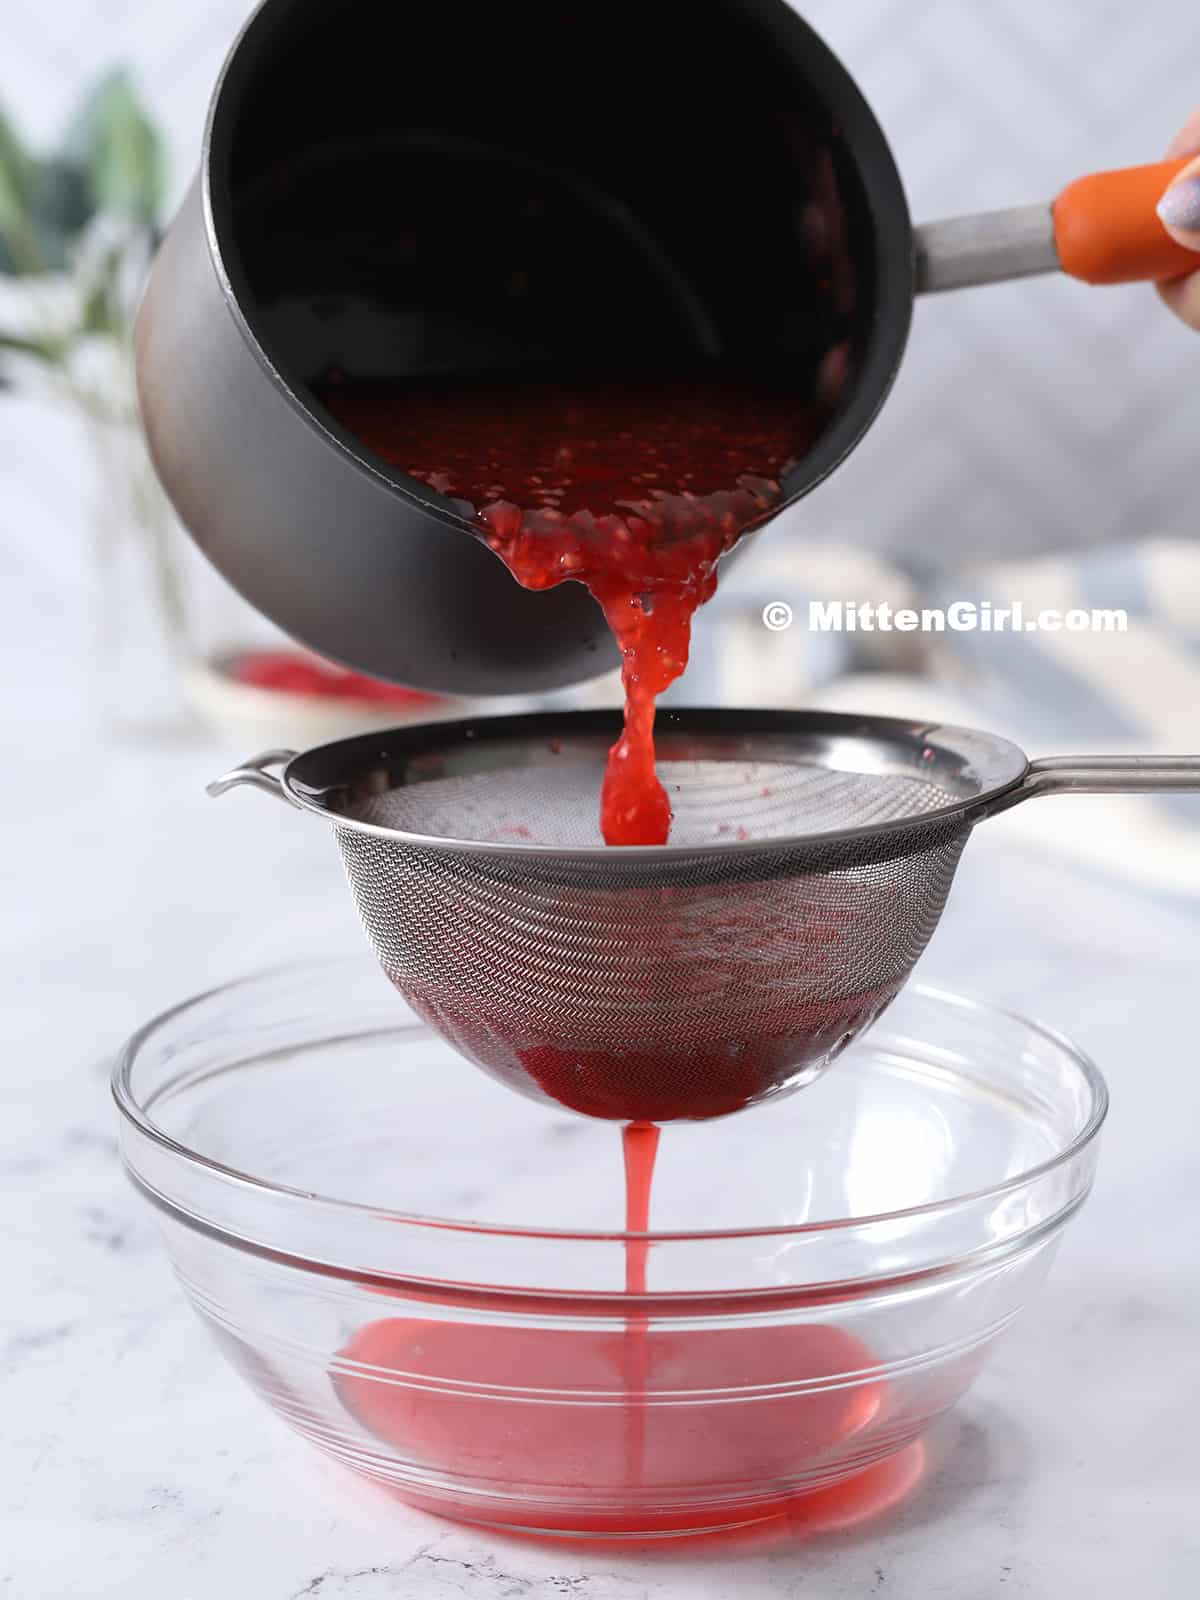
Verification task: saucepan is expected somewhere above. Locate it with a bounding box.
[136,0,1195,694]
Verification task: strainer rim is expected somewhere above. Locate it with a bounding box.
[278,706,1030,860]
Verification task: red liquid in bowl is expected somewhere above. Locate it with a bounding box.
[321,373,821,845]
[335,1316,884,1534]
[334,1123,887,1535]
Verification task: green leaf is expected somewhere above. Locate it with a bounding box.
[26,157,94,269]
[0,109,36,223]
[80,278,121,338]
[0,109,43,274]
[0,329,65,366]
[62,69,164,223]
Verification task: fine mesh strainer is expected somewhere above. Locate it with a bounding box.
[210,709,1200,1122]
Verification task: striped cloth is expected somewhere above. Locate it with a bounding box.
[922,539,1200,759]
[669,536,1200,896]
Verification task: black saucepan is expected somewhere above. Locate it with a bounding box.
[136,0,1193,694]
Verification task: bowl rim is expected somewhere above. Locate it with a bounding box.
[112,959,1109,1244]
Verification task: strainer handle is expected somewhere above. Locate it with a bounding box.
[984,755,1200,815]
[206,749,300,806]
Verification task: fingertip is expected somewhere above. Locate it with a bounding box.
[1160,221,1200,254]
[1157,159,1200,249]
[1157,271,1200,332]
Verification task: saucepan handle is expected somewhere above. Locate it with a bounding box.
[980,755,1200,819]
[915,158,1196,293]
[206,749,301,806]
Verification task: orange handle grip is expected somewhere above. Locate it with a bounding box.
[1054,159,1198,285]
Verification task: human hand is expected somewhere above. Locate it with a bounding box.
[1157,109,1200,328]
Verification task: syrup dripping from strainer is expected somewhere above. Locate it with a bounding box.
[315,368,915,1476]
[621,1120,660,1489]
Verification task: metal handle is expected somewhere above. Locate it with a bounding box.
[915,159,1196,295]
[981,755,1200,819]
[915,205,1059,294]
[206,749,300,805]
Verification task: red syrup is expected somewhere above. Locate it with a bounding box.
[333,1119,888,1536]
[228,649,444,705]
[412,975,904,1122]
[320,372,823,845]
[619,1121,659,1492]
[322,373,894,1532]
[318,369,892,1125]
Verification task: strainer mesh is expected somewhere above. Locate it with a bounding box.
[331,756,972,1121]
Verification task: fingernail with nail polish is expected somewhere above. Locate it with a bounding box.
[1158,175,1200,234]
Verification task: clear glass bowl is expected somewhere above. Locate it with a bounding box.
[114,959,1106,1539]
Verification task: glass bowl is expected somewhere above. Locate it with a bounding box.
[113,959,1106,1539]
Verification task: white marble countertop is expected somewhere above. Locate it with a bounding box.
[5,666,1200,1599]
